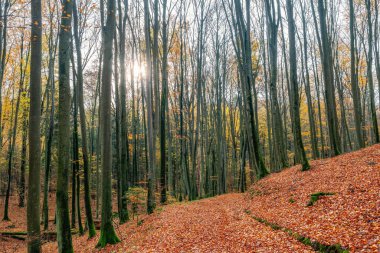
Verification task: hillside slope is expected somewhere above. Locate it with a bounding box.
[42,194,313,252]
[4,145,379,252]
[247,144,380,252]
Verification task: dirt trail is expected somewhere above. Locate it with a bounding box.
[42,193,313,253]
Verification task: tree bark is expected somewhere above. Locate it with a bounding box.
[349,0,365,148]
[27,0,42,251]
[365,0,379,143]
[96,0,120,247]
[72,0,96,236]
[56,0,74,251]
[117,0,130,223]
[160,0,168,204]
[317,0,341,156]
[144,0,156,214]
[286,0,309,171]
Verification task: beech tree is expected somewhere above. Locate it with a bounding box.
[97,0,120,247]
[349,0,364,148]
[56,0,74,251]
[117,0,130,224]
[286,0,309,171]
[144,0,156,214]
[316,0,341,156]
[72,0,96,237]
[27,0,42,251]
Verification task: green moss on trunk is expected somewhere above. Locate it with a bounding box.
[96,222,120,248]
[119,196,129,224]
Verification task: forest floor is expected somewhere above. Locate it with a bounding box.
[1,145,379,252]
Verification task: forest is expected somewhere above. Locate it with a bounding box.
[0,0,379,252]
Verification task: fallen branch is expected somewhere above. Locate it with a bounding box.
[0,230,79,242]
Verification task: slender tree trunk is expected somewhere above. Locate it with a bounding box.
[56,0,74,251]
[365,0,379,143]
[117,0,130,223]
[317,0,341,156]
[19,94,28,208]
[42,4,57,228]
[0,0,10,149]
[350,0,365,148]
[76,161,84,235]
[27,0,42,250]
[42,75,54,230]
[96,0,120,247]
[144,0,156,214]
[286,0,309,171]
[17,39,29,209]
[153,0,160,146]
[264,0,288,170]
[114,33,122,224]
[71,69,83,233]
[313,58,326,158]
[160,0,168,204]
[95,53,102,219]
[179,5,191,199]
[301,4,319,158]
[374,2,380,117]
[3,35,27,220]
[72,0,96,236]
[233,0,268,178]
[131,51,138,186]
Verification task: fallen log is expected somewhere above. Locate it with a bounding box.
[0,229,79,242]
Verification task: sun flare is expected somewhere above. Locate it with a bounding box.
[128,61,146,80]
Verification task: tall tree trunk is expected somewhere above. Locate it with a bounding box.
[71,66,83,233]
[95,53,102,219]
[56,0,74,251]
[27,0,42,251]
[3,34,27,220]
[232,0,268,178]
[160,0,168,204]
[317,0,341,156]
[144,0,156,214]
[18,40,30,210]
[313,57,326,158]
[42,3,57,228]
[0,0,10,149]
[300,4,319,158]
[365,0,379,143]
[114,33,122,224]
[131,51,138,186]
[19,93,28,208]
[153,0,160,149]
[72,0,96,236]
[374,2,380,118]
[179,4,191,199]
[117,0,130,223]
[264,0,288,170]
[349,0,365,148]
[96,0,120,247]
[286,0,309,171]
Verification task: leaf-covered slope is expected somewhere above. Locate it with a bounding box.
[43,194,313,252]
[40,145,379,253]
[247,144,380,252]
